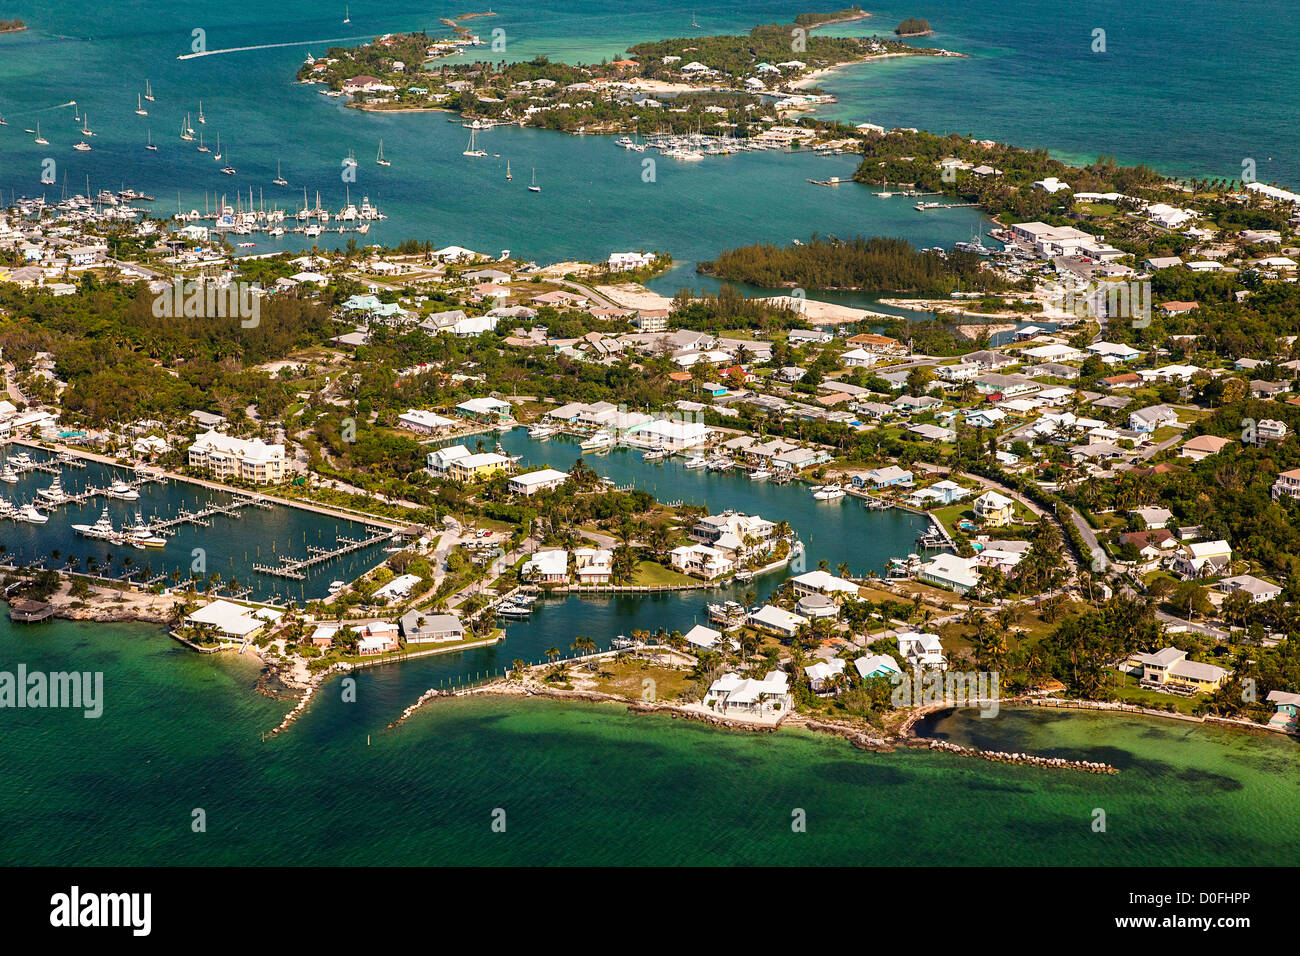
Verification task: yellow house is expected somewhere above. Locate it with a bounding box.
[973,490,1016,527]
[447,451,512,482]
[1138,647,1229,693]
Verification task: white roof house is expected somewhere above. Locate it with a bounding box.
[398,409,457,433]
[854,654,903,680]
[684,624,724,651]
[747,605,808,637]
[790,569,860,598]
[426,444,471,473]
[897,632,946,670]
[703,670,791,716]
[508,468,570,495]
[805,658,847,689]
[917,553,982,594]
[523,549,569,581]
[185,600,281,640]
[455,396,513,419]
[373,573,422,602]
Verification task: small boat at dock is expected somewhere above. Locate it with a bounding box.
[108,478,140,500]
[812,483,846,500]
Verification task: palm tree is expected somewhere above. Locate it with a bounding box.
[545,645,560,663]
[836,561,850,580]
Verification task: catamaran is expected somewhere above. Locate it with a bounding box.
[273,160,287,186]
[34,122,48,145]
[343,148,358,168]
[145,130,158,152]
[463,129,486,157]
[135,93,147,116]
[376,139,390,166]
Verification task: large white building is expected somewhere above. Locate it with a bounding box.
[188,430,285,483]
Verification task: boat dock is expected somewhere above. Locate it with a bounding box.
[147,495,271,533]
[253,529,396,580]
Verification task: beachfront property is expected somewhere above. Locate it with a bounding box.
[897,632,946,671]
[747,604,808,637]
[399,610,465,644]
[702,670,791,718]
[1135,647,1229,694]
[907,480,970,507]
[354,621,402,656]
[187,430,286,483]
[670,543,734,580]
[572,547,614,584]
[447,452,513,482]
[1267,690,1300,731]
[522,549,569,584]
[972,490,1016,527]
[184,600,282,642]
[426,444,472,475]
[397,409,458,435]
[508,467,570,495]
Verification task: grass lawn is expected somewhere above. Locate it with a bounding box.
[630,560,698,587]
[580,655,695,700]
[1106,671,1202,715]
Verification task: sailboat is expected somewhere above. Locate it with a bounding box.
[528,168,540,192]
[34,122,47,145]
[343,5,351,23]
[197,100,205,124]
[221,147,235,175]
[343,147,358,167]
[691,9,700,27]
[0,113,7,126]
[135,93,147,116]
[197,131,209,153]
[145,129,158,151]
[376,139,390,166]
[80,113,94,136]
[213,132,222,160]
[506,159,512,180]
[462,128,486,157]
[272,159,287,186]
[180,115,194,141]
[144,79,155,102]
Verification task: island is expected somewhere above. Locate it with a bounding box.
[0,18,26,34]
[894,17,934,37]
[296,10,960,139]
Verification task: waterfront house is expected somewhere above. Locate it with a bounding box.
[857,465,914,489]
[509,468,570,495]
[185,600,281,643]
[703,670,791,718]
[455,396,513,422]
[917,553,981,594]
[689,511,777,559]
[789,570,860,600]
[447,452,512,482]
[670,544,734,580]
[1266,690,1300,731]
[397,409,458,435]
[897,632,946,671]
[309,624,339,649]
[747,604,808,638]
[426,444,471,475]
[354,621,401,656]
[854,654,903,681]
[523,549,569,584]
[1137,647,1229,693]
[973,491,1016,527]
[400,611,465,644]
[572,547,614,584]
[188,431,285,484]
[907,480,970,507]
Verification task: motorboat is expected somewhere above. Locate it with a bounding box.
[812,483,846,500]
[73,506,116,538]
[579,431,615,451]
[37,475,68,502]
[108,478,140,500]
[527,422,557,439]
[127,512,166,547]
[20,503,47,524]
[0,464,17,483]
[683,455,707,469]
[749,469,771,480]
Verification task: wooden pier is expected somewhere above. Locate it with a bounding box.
[253,529,395,580]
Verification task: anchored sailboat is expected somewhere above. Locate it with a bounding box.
[273,159,287,186]
[376,139,390,166]
[135,93,147,116]
[462,128,486,157]
[528,167,540,192]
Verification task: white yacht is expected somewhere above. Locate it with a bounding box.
[0,464,17,483]
[527,422,557,439]
[73,506,116,539]
[20,503,47,523]
[328,580,346,595]
[579,431,615,451]
[683,455,707,469]
[108,478,140,500]
[749,469,772,481]
[812,483,846,501]
[127,512,166,548]
[37,475,67,503]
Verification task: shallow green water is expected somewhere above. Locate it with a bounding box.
[2,617,1296,865]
